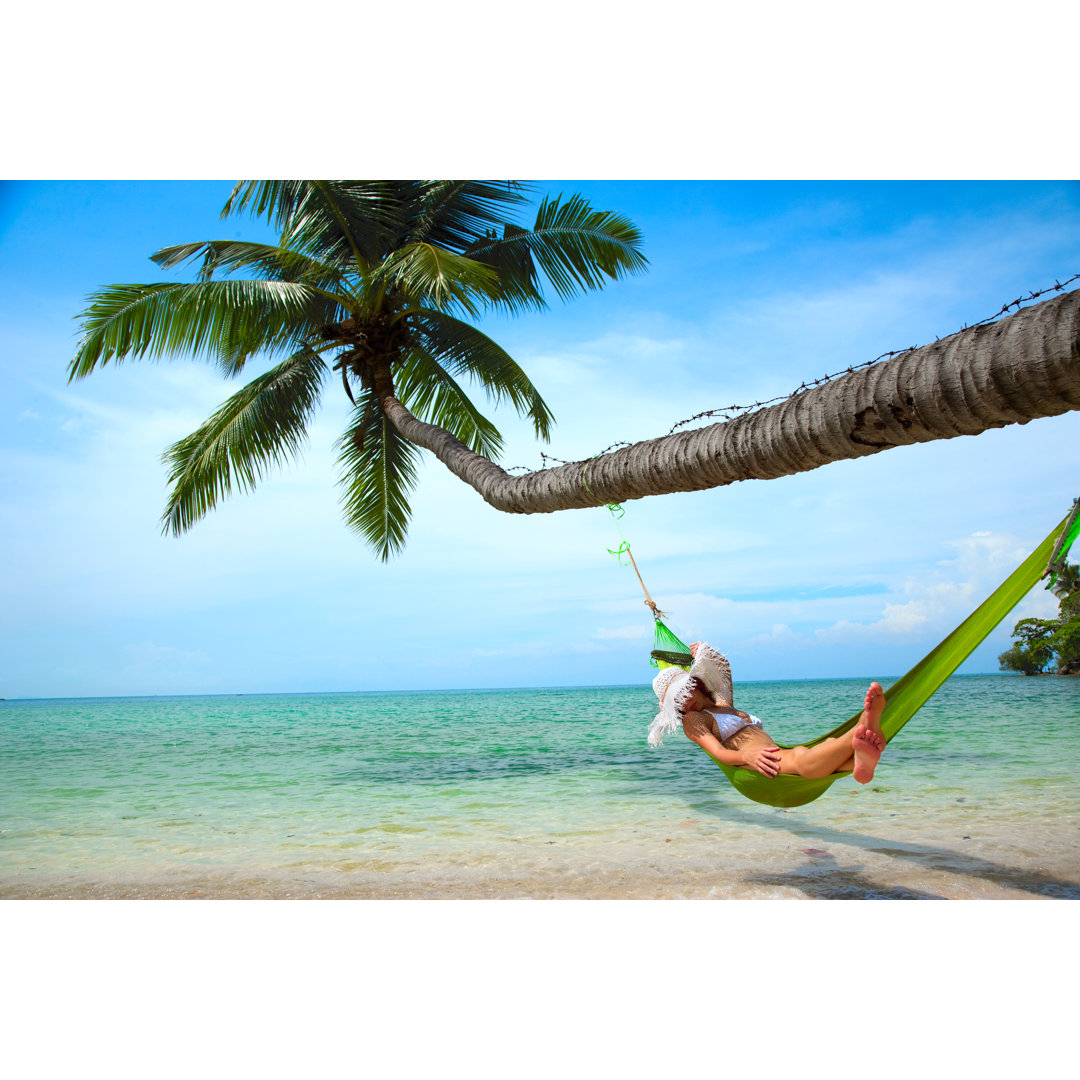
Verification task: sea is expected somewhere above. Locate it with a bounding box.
[2,673,1078,900]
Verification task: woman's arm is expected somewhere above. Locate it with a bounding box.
[682,712,780,777]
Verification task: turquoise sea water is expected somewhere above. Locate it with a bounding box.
[2,674,1078,899]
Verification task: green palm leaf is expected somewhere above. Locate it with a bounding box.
[223,181,404,269]
[336,392,421,560]
[469,193,647,303]
[375,243,501,315]
[151,240,354,296]
[407,181,533,250]
[466,222,547,314]
[396,349,503,458]
[70,279,330,379]
[222,180,310,227]
[411,309,554,439]
[161,348,327,534]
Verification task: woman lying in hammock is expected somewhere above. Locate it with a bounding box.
[648,642,887,782]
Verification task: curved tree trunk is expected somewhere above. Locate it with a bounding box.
[378,289,1080,514]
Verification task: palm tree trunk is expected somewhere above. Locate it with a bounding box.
[378,289,1080,514]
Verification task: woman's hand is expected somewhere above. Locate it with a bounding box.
[741,745,781,777]
[689,642,701,658]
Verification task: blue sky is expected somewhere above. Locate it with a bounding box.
[2,180,1078,699]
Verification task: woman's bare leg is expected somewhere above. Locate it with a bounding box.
[723,727,852,778]
[779,737,856,778]
[776,682,887,780]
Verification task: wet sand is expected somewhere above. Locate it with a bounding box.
[6,821,1077,900]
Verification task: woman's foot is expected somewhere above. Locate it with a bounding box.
[852,682,886,784]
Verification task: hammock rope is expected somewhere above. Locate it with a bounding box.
[584,461,682,658]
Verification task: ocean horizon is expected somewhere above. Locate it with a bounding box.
[0,666,1032,703]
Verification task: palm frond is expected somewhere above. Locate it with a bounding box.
[468,193,647,303]
[222,181,309,228]
[70,280,332,379]
[408,181,533,249]
[151,240,353,295]
[224,181,405,268]
[335,391,421,560]
[396,349,504,458]
[160,348,327,535]
[300,180,370,269]
[375,243,502,315]
[411,309,554,439]
[464,223,548,314]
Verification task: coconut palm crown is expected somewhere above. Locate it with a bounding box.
[69,181,647,558]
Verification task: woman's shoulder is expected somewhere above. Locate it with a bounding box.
[681,709,720,740]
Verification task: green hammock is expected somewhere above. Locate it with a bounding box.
[653,504,1080,808]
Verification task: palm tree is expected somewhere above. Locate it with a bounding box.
[71,182,1080,557]
[68,181,647,558]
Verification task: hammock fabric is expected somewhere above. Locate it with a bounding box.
[652,504,1080,808]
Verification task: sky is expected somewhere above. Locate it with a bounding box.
[2,179,1078,699]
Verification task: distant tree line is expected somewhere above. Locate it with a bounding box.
[999,562,1080,675]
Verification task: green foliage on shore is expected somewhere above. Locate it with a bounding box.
[999,561,1080,675]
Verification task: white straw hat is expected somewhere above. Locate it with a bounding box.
[652,666,681,702]
[648,670,695,747]
[647,642,734,747]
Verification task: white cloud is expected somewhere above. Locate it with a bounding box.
[876,602,930,633]
[812,530,1047,645]
[1011,589,1061,622]
[744,623,806,647]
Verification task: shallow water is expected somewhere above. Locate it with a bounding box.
[2,675,1078,899]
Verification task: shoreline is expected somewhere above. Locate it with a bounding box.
[5,669,1057,705]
